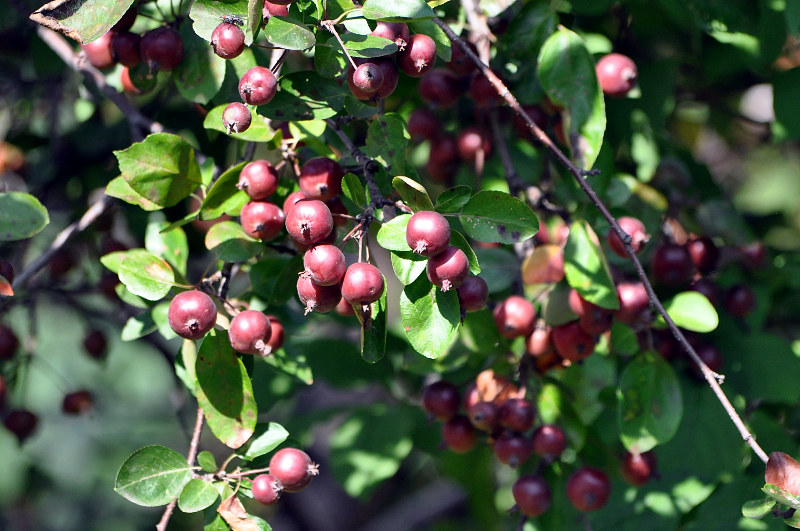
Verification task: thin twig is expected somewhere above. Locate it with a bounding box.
[321,20,358,70]
[157,406,204,531]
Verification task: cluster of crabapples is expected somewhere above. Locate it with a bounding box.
[249,447,319,506]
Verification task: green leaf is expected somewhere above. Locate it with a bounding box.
[376,214,411,251]
[145,214,189,276]
[361,0,435,21]
[654,291,719,333]
[458,191,539,244]
[175,22,226,104]
[262,17,315,50]
[178,479,219,513]
[364,115,411,175]
[741,497,776,519]
[31,0,134,43]
[237,422,290,460]
[152,301,178,341]
[204,104,277,142]
[195,331,258,449]
[552,353,616,426]
[105,176,161,211]
[314,37,347,78]
[399,274,460,358]
[340,33,399,58]
[392,176,434,212]
[201,162,249,220]
[121,312,157,341]
[435,185,472,213]
[356,279,388,363]
[190,0,258,46]
[473,247,516,293]
[538,27,606,168]
[0,192,49,241]
[501,3,556,62]
[408,20,451,61]
[258,88,339,121]
[390,250,427,285]
[261,346,314,384]
[197,451,217,473]
[118,250,175,301]
[563,219,619,309]
[249,255,298,305]
[617,351,683,454]
[115,133,202,208]
[204,221,263,262]
[764,484,800,511]
[341,172,366,208]
[114,445,192,507]
[450,229,480,275]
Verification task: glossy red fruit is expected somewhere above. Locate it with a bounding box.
[419,69,461,108]
[427,246,469,292]
[467,400,498,432]
[282,190,307,214]
[229,310,272,355]
[407,107,438,142]
[652,243,694,286]
[296,276,341,314]
[211,22,245,59]
[82,31,116,70]
[740,242,767,269]
[3,409,38,444]
[239,66,277,105]
[83,329,108,360]
[525,324,553,357]
[532,424,567,460]
[552,321,595,362]
[265,315,284,352]
[725,284,756,318]
[596,53,637,97]
[62,390,94,415]
[497,398,535,433]
[469,71,500,106]
[303,244,346,286]
[621,450,658,486]
[493,296,536,339]
[608,217,649,258]
[457,127,492,162]
[372,58,400,99]
[341,262,384,304]
[512,475,552,518]
[299,158,344,201]
[422,380,461,422]
[285,199,333,246]
[112,7,137,32]
[397,33,437,77]
[335,297,355,316]
[571,293,614,335]
[0,324,19,361]
[140,26,184,72]
[494,432,533,468]
[370,22,409,48]
[406,210,451,257]
[765,452,800,496]
[223,102,252,134]
[111,31,142,67]
[238,160,279,200]
[442,415,477,453]
[686,236,719,275]
[49,250,74,278]
[566,466,611,512]
[168,290,217,340]
[615,281,650,325]
[351,63,384,95]
[263,0,289,17]
[269,448,319,492]
[693,344,723,376]
[446,40,478,74]
[240,200,285,241]
[457,275,489,313]
[251,473,282,505]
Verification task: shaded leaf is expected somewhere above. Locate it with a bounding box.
[261,346,313,384]
[363,115,410,175]
[563,219,618,309]
[392,176,434,212]
[340,33,398,58]
[361,0,435,21]
[0,192,50,241]
[355,280,388,363]
[435,185,471,213]
[31,0,134,43]
[262,16,315,50]
[201,162,249,220]
[459,190,539,244]
[105,176,161,211]
[204,221,263,262]
[114,445,192,507]
[237,422,290,460]
[341,173,366,209]
[121,311,157,341]
[145,213,189,276]
[450,229,480,275]
[390,250,427,285]
[175,22,226,104]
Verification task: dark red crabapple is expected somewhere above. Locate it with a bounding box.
[239,66,277,105]
[497,398,535,433]
[238,160,279,200]
[446,40,478,75]
[112,7,137,32]
[303,244,346,286]
[62,390,94,415]
[532,424,567,460]
[467,401,498,432]
[566,466,611,512]
[615,281,650,325]
[211,22,245,59]
[525,324,553,357]
[725,284,756,318]
[607,217,649,258]
[370,22,409,48]
[407,107,439,142]
[740,242,767,269]
[373,58,400,99]
[691,278,721,307]
[419,68,461,108]
[0,258,14,285]
[692,344,723,378]
[341,262,384,304]
[427,133,459,169]
[406,210,451,257]
[229,310,272,355]
[168,290,217,340]
[652,243,694,286]
[251,473,282,505]
[265,315,284,352]
[296,276,341,314]
[3,409,38,444]
[596,53,637,97]
[269,448,319,492]
[240,200,285,241]
[493,296,536,339]
[111,31,142,67]
[140,26,184,72]
[512,475,552,518]
[457,275,489,313]
[82,31,116,70]
[222,102,252,134]
[570,292,614,335]
[427,246,469,292]
[298,157,344,201]
[285,199,333,246]
[397,33,437,77]
[263,0,289,17]
[282,190,307,214]
[442,415,477,453]
[326,197,348,227]
[494,432,533,468]
[422,380,461,422]
[457,126,492,162]
[621,450,659,486]
[552,321,595,362]
[349,63,384,97]
[82,329,108,360]
[336,297,355,316]
[49,250,75,278]
[686,236,719,275]
[0,324,19,361]
[469,71,500,106]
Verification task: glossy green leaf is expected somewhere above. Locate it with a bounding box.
[741,497,776,519]
[563,219,619,309]
[195,331,258,449]
[204,221,263,262]
[121,311,157,341]
[361,0,435,21]
[31,0,134,43]
[399,274,460,358]
[408,20,451,61]
[450,229,480,275]
[247,0,263,39]
[763,484,800,510]
[340,33,398,58]
[118,250,175,301]
[657,291,719,333]
[341,173,366,209]
[538,27,605,168]
[356,278,388,363]
[435,185,471,213]
[618,351,683,454]
[175,22,226,104]
[145,214,189,276]
[459,190,539,244]
[237,422,290,460]
[197,451,217,473]
[390,250,427,285]
[178,479,219,513]
[115,133,202,209]
[262,17,315,50]
[363,114,410,175]
[204,104,277,142]
[0,192,49,241]
[190,0,257,45]
[392,176,434,212]
[105,176,161,211]
[114,445,192,507]
[201,162,249,220]
[376,214,411,251]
